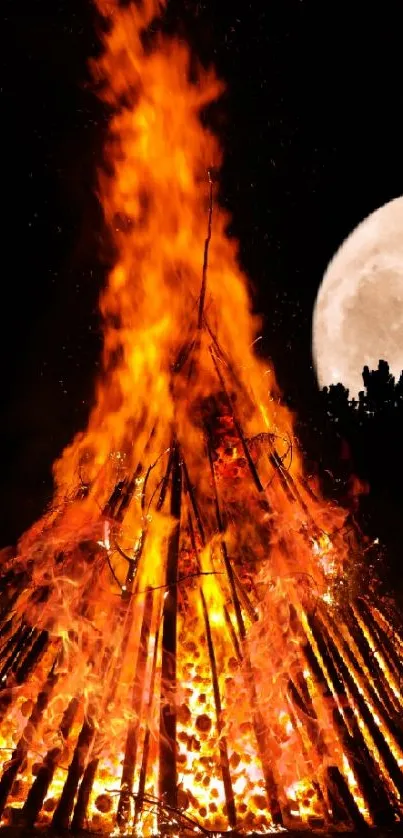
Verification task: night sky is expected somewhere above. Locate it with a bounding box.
[2,0,403,545]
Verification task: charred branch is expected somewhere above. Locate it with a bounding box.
[158,443,182,819]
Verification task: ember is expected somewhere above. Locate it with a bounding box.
[0,1,402,835]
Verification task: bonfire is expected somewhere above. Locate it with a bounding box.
[0,1,402,835]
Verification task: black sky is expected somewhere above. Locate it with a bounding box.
[1,0,403,544]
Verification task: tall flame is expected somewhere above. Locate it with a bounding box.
[1,2,403,835]
[53,0,293,498]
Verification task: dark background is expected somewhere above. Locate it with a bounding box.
[1,0,403,563]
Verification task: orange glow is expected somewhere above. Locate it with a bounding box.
[0,1,402,833]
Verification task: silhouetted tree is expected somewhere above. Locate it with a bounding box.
[316,360,403,605]
[321,360,403,422]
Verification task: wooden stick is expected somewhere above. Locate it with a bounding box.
[325,765,369,831]
[16,630,49,685]
[181,457,206,545]
[357,598,403,686]
[201,586,237,827]
[202,443,281,821]
[117,588,153,828]
[158,443,181,820]
[285,692,330,825]
[223,605,242,660]
[0,624,32,681]
[52,713,96,830]
[71,583,141,830]
[206,438,245,640]
[20,696,79,827]
[0,629,49,726]
[0,654,59,818]
[188,513,237,828]
[135,617,161,824]
[345,604,401,719]
[197,171,213,330]
[303,632,398,824]
[313,612,403,803]
[321,612,403,765]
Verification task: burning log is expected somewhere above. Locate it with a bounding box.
[345,603,402,720]
[356,597,403,687]
[187,513,236,828]
[206,437,245,640]
[158,443,182,821]
[197,170,214,331]
[307,610,403,816]
[51,712,96,830]
[71,579,146,832]
[284,691,330,827]
[322,626,403,803]
[19,696,79,828]
[200,580,237,828]
[0,630,49,726]
[325,765,369,831]
[117,587,153,828]
[135,617,161,824]
[0,650,60,820]
[303,636,398,825]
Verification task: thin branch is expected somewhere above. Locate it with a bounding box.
[197,170,213,330]
[107,789,218,835]
[135,570,222,598]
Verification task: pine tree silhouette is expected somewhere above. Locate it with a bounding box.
[319,360,403,605]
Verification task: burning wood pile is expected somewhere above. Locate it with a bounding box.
[1,1,402,834]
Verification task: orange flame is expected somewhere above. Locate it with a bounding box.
[52,0,294,500]
[1,1,402,834]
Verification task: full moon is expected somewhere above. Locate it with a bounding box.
[312,196,403,398]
